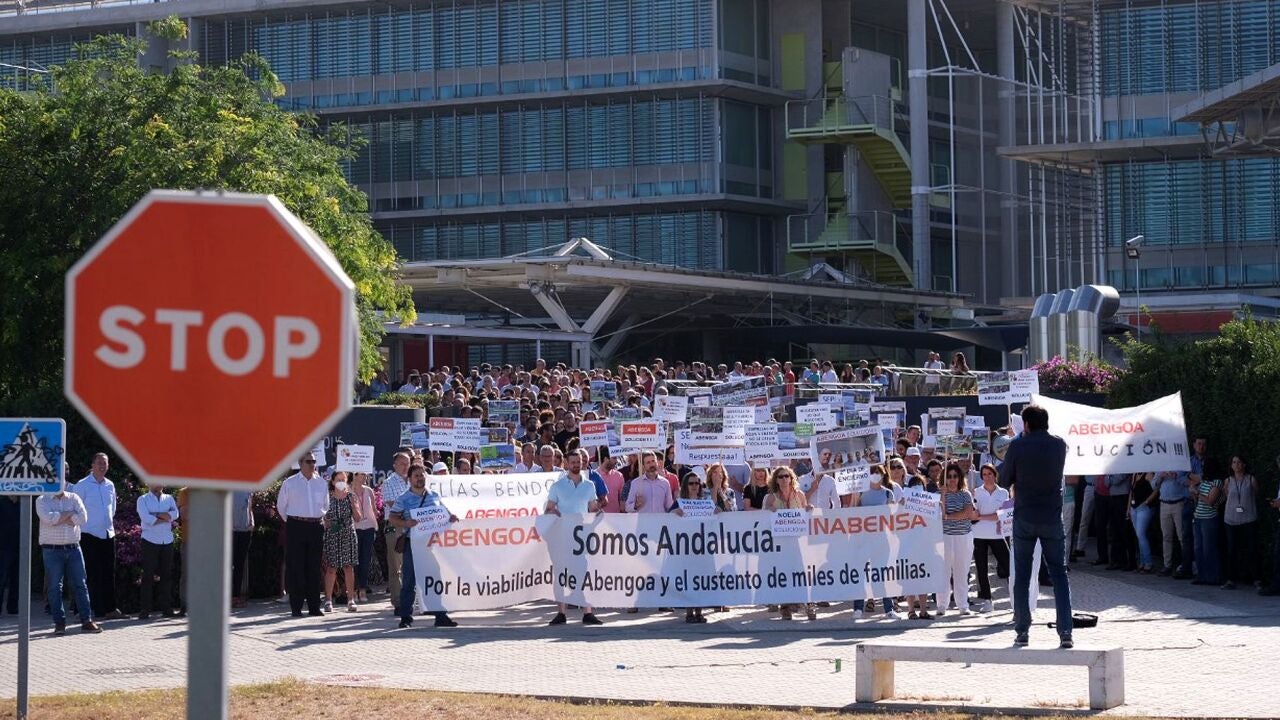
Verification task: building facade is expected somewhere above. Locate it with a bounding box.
[4,0,1277,362]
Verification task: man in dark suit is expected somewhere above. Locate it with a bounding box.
[999,404,1073,648]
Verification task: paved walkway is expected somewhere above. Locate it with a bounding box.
[2,563,1277,716]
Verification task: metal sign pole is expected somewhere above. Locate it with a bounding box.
[17,495,31,720]
[186,489,231,720]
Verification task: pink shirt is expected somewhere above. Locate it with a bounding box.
[626,475,673,514]
[600,468,625,512]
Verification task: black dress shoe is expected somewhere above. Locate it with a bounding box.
[548,612,567,626]
[308,610,326,617]
[398,618,412,629]
[291,611,304,618]
[434,614,458,627]
[582,613,604,625]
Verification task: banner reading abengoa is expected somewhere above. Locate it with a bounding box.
[409,507,943,611]
[1033,391,1192,474]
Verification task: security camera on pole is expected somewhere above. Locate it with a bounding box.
[65,191,356,720]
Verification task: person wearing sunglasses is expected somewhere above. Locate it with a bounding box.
[672,472,710,623]
[276,453,330,618]
[939,462,977,616]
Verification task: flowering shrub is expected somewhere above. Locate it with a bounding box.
[1032,356,1125,394]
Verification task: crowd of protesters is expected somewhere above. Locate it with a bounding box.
[5,353,1279,636]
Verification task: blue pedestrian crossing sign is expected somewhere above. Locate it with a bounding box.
[0,417,66,495]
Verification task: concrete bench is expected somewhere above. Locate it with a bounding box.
[854,641,1125,710]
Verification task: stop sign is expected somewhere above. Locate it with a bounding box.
[65,190,355,489]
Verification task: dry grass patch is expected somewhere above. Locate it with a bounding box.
[1,680,1116,719]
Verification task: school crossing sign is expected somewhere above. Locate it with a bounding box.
[65,191,356,489]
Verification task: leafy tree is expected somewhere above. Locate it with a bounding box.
[0,18,413,428]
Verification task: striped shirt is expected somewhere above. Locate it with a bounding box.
[943,490,975,536]
[1194,479,1222,519]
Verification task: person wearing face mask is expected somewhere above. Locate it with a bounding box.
[323,472,363,613]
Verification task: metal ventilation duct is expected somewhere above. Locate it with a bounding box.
[1028,293,1056,364]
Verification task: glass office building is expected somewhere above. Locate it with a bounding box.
[4,0,1278,330]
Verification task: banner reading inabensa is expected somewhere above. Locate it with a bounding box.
[409,507,944,611]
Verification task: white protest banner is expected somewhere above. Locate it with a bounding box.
[901,487,941,519]
[479,443,516,470]
[413,509,944,611]
[427,472,561,519]
[400,422,429,449]
[689,405,725,434]
[753,405,773,423]
[935,419,958,437]
[964,415,987,431]
[488,400,520,425]
[777,422,815,460]
[818,393,842,406]
[810,426,886,477]
[710,376,768,407]
[678,498,715,517]
[796,403,836,431]
[834,463,872,495]
[744,424,779,463]
[335,444,375,474]
[411,516,555,611]
[619,420,665,452]
[970,428,991,457]
[1009,413,1024,436]
[410,505,452,537]
[877,413,898,429]
[428,417,482,453]
[675,430,747,466]
[977,371,1012,405]
[1034,391,1192,474]
[654,394,689,422]
[771,508,809,537]
[591,379,618,402]
[578,419,611,448]
[996,499,1015,538]
[722,406,755,436]
[1010,369,1040,403]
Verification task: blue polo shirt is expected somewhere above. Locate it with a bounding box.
[1157,472,1190,502]
[391,489,445,516]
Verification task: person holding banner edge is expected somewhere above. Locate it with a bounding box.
[390,463,458,629]
[998,404,1073,648]
[545,451,605,626]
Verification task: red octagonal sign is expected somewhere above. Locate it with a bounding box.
[65,191,355,489]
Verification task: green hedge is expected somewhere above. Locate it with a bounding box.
[1109,316,1280,568]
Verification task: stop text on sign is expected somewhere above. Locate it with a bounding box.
[95,306,320,378]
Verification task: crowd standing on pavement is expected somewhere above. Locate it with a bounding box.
[6,354,1280,639]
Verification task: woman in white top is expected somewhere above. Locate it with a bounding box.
[349,472,379,603]
[971,463,1010,613]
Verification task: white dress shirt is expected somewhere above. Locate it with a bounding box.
[137,491,180,544]
[36,492,87,545]
[72,475,116,539]
[276,472,330,520]
[972,483,1011,539]
[806,474,840,510]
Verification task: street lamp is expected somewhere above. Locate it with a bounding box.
[1125,235,1144,337]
